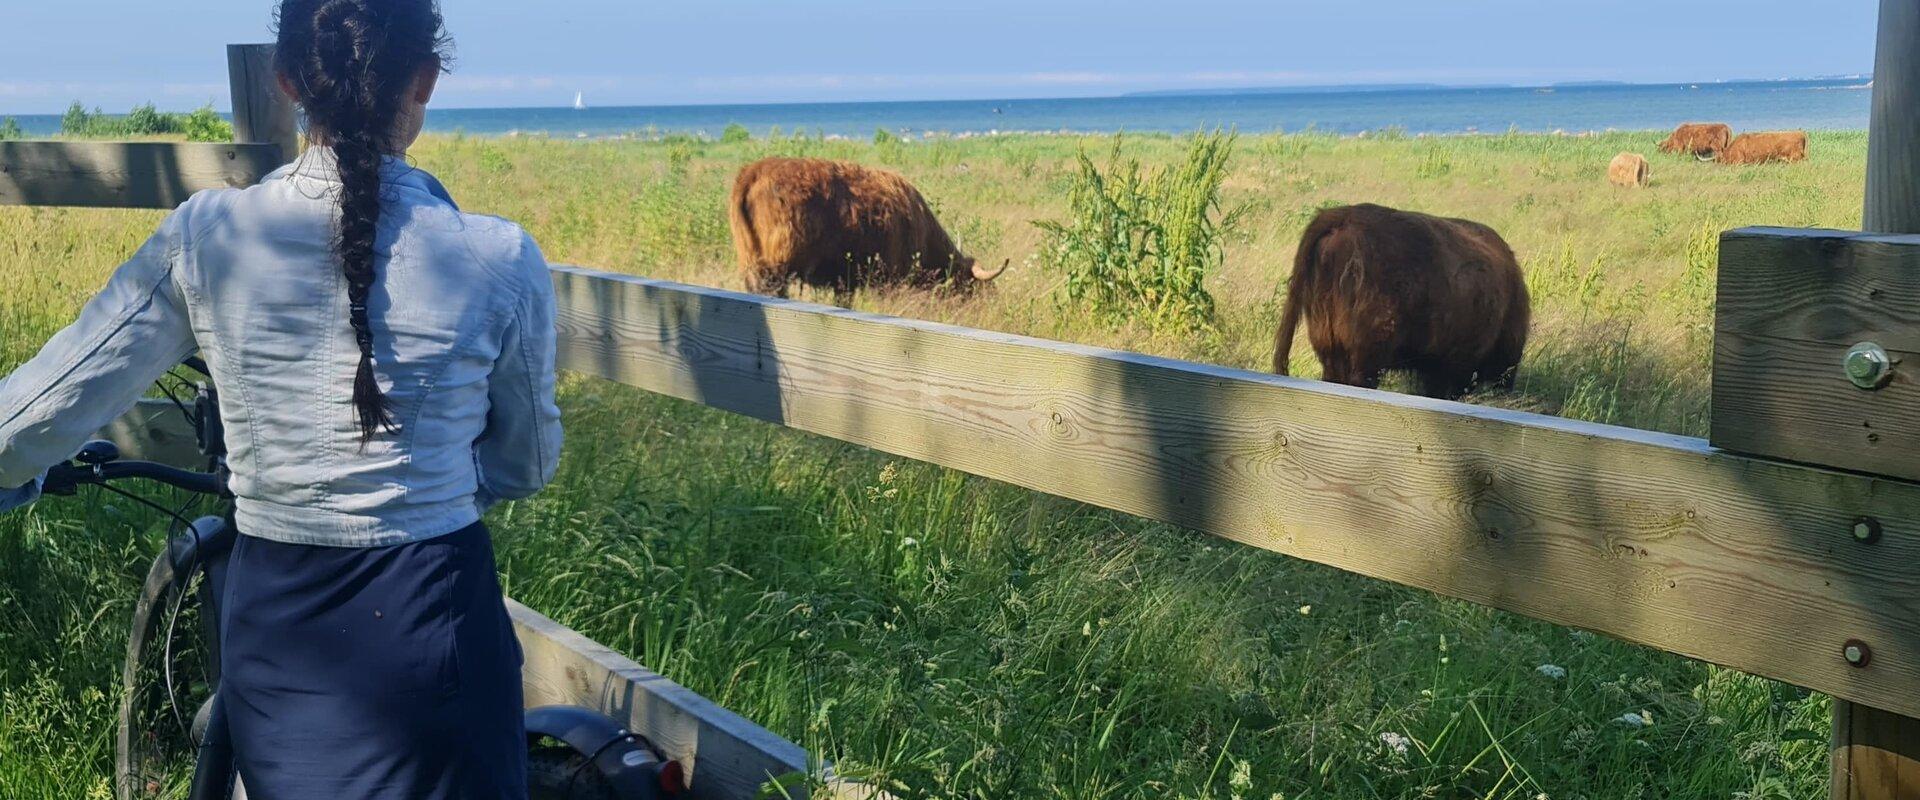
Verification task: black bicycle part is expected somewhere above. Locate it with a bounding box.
[524,705,682,799]
[46,451,230,499]
[117,515,235,800]
[184,696,238,800]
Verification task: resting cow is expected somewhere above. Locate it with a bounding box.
[1608,152,1650,187]
[1720,131,1808,165]
[729,158,1005,303]
[1658,123,1732,159]
[1274,203,1530,399]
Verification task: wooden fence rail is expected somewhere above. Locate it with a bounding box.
[548,262,1920,724]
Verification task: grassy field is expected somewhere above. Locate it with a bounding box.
[0,129,1867,799]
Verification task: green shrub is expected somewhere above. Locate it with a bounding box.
[60,102,95,136]
[181,105,232,142]
[0,118,22,141]
[58,101,212,139]
[1034,131,1245,333]
[721,123,751,144]
[121,103,169,135]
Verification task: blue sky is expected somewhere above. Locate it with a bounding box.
[0,0,1880,113]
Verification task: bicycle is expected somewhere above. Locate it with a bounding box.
[38,356,681,800]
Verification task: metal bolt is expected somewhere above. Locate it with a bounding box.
[1845,342,1894,389]
[1853,516,1883,544]
[1844,639,1873,668]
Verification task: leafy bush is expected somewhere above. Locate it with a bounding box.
[58,101,230,140]
[1034,130,1245,333]
[721,123,751,144]
[0,118,22,141]
[181,105,233,142]
[60,102,94,136]
[121,103,170,135]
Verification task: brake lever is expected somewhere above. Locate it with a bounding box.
[41,462,87,496]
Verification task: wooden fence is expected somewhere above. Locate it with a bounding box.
[14,25,1920,799]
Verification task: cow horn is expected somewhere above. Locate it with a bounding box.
[972,258,1009,282]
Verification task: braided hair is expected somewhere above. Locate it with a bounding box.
[275,0,451,443]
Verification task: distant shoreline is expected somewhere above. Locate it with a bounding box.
[3,77,1871,139]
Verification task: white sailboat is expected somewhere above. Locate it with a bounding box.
[573,92,586,111]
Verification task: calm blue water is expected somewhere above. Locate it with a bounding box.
[6,79,1872,139]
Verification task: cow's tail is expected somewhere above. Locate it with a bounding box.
[728,169,763,273]
[1275,208,1343,375]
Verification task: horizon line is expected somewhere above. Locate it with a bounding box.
[0,73,1873,117]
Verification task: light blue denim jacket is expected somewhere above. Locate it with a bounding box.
[0,150,563,546]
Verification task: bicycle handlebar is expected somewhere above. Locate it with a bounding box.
[45,460,230,498]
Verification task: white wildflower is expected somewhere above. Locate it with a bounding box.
[1613,710,1653,728]
[1379,731,1411,757]
[1081,621,1092,637]
[1536,664,1568,680]
[1298,605,1312,616]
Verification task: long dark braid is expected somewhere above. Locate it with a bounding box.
[275,0,451,442]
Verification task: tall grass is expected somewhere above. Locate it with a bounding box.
[1036,131,1245,334]
[0,129,1868,799]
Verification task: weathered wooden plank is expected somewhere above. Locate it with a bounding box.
[1866,0,1920,233]
[1833,700,1920,800]
[226,44,300,160]
[1719,228,1920,351]
[549,265,1920,720]
[1712,332,1920,481]
[99,398,207,469]
[0,142,283,209]
[1714,228,1920,481]
[509,599,811,799]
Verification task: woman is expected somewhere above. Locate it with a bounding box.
[0,1,561,797]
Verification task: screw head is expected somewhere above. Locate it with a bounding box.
[1845,342,1894,389]
[1844,639,1873,667]
[1853,517,1883,544]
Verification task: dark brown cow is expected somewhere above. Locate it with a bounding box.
[1719,131,1808,165]
[729,158,1004,303]
[1658,123,1733,159]
[1274,204,1530,399]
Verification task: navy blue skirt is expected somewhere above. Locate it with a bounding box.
[218,521,527,800]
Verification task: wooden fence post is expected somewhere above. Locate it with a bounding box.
[226,44,299,163]
[1831,1,1920,796]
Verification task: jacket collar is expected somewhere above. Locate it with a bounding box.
[269,147,460,210]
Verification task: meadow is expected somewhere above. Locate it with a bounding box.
[0,128,1868,799]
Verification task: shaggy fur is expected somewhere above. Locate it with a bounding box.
[729,158,1001,303]
[1720,131,1808,165]
[1274,204,1530,399]
[1608,152,1650,188]
[1658,123,1733,159]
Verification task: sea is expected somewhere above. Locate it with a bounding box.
[5,78,1872,140]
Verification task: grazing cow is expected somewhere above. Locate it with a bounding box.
[1720,131,1808,165]
[1274,204,1530,399]
[729,158,1005,303]
[1658,123,1732,159]
[1608,152,1650,187]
